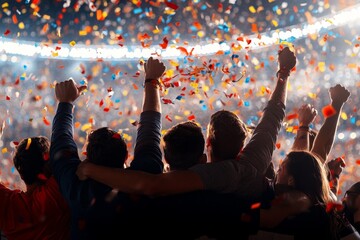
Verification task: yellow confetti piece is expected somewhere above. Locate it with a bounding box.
[169,60,179,67]
[209,75,214,86]
[122,90,128,96]
[344,40,352,46]
[43,14,51,20]
[2,2,9,8]
[271,20,278,27]
[52,51,59,57]
[318,62,326,72]
[347,63,357,68]
[249,6,256,13]
[325,19,333,24]
[79,30,87,36]
[18,22,25,29]
[341,112,348,120]
[165,69,174,77]
[276,8,282,15]
[308,92,317,99]
[2,148,7,154]
[25,138,32,150]
[69,41,76,47]
[81,123,92,132]
[174,115,183,120]
[286,126,294,132]
[153,26,160,34]
[197,31,205,38]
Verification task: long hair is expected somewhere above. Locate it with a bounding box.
[285,151,331,205]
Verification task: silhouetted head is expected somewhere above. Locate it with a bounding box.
[276,151,331,205]
[342,182,360,224]
[13,136,50,185]
[207,110,248,162]
[86,127,128,168]
[163,121,206,170]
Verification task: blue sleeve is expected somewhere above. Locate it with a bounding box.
[49,102,90,204]
[128,111,163,174]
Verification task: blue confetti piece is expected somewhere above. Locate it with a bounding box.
[112,74,116,80]
[11,166,15,173]
[350,117,356,124]
[163,26,170,35]
[115,99,121,103]
[20,76,25,81]
[201,4,207,10]
[280,150,286,156]
[176,95,183,100]
[244,101,250,107]
[80,80,86,85]
[245,76,250,83]
[103,67,109,73]
[190,26,198,32]
[224,50,231,55]
[201,105,207,111]
[133,8,142,14]
[199,100,204,104]
[215,62,221,67]
[190,75,196,81]
[272,5,278,12]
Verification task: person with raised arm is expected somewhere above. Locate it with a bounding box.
[49,57,166,240]
[76,46,296,200]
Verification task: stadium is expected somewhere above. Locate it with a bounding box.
[0,1,360,238]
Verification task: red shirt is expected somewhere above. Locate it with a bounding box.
[0,176,70,240]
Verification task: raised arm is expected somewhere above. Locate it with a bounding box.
[240,47,296,174]
[129,57,166,173]
[311,84,350,163]
[291,104,317,151]
[49,79,87,200]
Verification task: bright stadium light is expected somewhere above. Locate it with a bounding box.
[0,3,359,61]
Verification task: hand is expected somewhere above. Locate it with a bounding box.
[278,47,296,71]
[144,57,166,80]
[76,160,92,181]
[298,104,318,126]
[329,84,350,106]
[327,157,346,180]
[55,78,87,103]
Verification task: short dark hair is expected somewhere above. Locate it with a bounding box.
[86,127,128,168]
[208,110,248,160]
[163,121,205,170]
[13,136,50,185]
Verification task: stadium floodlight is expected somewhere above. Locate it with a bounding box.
[0,3,359,61]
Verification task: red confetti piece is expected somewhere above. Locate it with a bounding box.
[112,133,121,139]
[37,173,48,181]
[286,113,298,120]
[159,37,169,49]
[187,115,195,121]
[276,143,281,149]
[132,83,139,90]
[6,96,10,100]
[162,98,174,104]
[43,153,49,161]
[165,115,172,122]
[326,202,344,213]
[165,1,179,10]
[322,105,336,118]
[4,29,10,36]
[99,99,104,107]
[103,107,110,112]
[355,159,360,165]
[251,202,261,209]
[177,47,189,56]
[43,117,51,126]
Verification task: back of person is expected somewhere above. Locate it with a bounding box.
[0,137,70,240]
